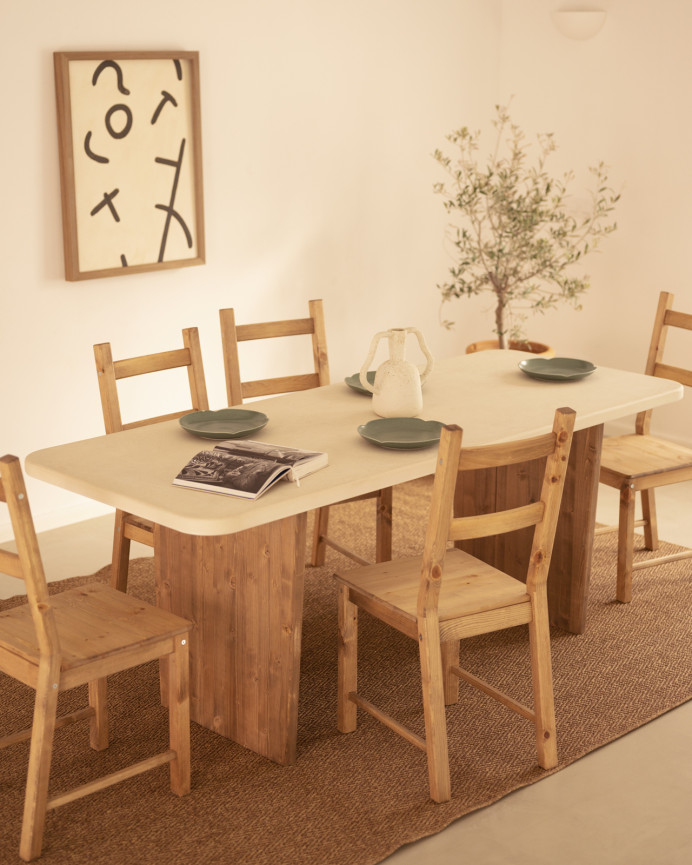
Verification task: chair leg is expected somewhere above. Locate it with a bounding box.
[418,616,451,803]
[88,678,109,751]
[337,585,358,733]
[310,507,330,567]
[441,640,460,705]
[375,487,393,563]
[311,489,392,567]
[617,484,636,603]
[528,592,558,770]
[641,488,659,551]
[167,635,191,796]
[19,660,60,862]
[111,509,131,593]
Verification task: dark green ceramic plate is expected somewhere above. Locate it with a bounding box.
[179,409,269,439]
[519,357,596,382]
[344,371,376,394]
[357,417,443,449]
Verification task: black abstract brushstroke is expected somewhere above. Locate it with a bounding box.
[173,59,182,80]
[105,104,133,139]
[84,131,109,163]
[155,138,192,260]
[92,60,130,95]
[155,204,193,247]
[90,189,120,222]
[151,90,178,125]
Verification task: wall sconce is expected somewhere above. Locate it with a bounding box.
[552,9,607,40]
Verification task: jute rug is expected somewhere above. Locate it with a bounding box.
[1,478,691,865]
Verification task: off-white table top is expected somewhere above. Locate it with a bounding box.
[26,351,683,536]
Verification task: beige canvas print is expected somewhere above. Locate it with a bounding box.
[54,51,205,281]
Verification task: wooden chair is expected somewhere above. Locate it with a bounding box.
[93,328,209,592]
[219,300,392,567]
[0,455,191,861]
[334,407,575,802]
[597,290,692,602]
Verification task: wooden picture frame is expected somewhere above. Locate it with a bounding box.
[54,51,205,281]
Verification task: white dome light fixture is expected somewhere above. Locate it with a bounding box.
[552,9,607,40]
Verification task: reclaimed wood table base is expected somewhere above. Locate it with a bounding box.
[156,514,307,765]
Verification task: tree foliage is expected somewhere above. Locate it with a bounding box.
[433,104,620,347]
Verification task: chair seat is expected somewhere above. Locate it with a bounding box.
[336,547,530,625]
[0,583,190,685]
[335,410,574,802]
[0,454,192,861]
[600,434,692,484]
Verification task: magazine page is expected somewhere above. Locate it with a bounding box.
[212,440,328,481]
[213,439,318,463]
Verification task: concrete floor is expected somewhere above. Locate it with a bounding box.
[1,483,691,864]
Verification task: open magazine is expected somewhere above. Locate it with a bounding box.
[173,439,328,500]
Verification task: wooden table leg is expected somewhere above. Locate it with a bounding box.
[455,424,603,635]
[155,513,307,765]
[547,423,603,633]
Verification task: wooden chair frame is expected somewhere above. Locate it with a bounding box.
[596,291,692,602]
[0,455,191,861]
[220,300,392,567]
[335,407,575,802]
[93,328,209,592]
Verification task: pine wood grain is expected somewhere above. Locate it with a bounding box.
[93,328,208,593]
[155,513,307,765]
[600,290,692,602]
[0,455,192,861]
[333,408,575,802]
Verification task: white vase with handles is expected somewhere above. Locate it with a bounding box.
[359,327,434,417]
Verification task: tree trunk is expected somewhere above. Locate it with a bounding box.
[495,298,506,349]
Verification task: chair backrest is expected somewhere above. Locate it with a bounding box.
[0,455,59,658]
[219,299,330,406]
[93,327,209,434]
[636,290,692,435]
[418,407,576,618]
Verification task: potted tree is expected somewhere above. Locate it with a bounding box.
[433,104,620,352]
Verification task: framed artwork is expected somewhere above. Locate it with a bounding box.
[54,50,205,281]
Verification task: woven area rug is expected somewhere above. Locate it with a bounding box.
[1,478,691,864]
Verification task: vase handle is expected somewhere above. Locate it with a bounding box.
[359,331,387,393]
[407,327,434,384]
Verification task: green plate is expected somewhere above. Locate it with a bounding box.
[518,357,596,382]
[179,409,269,439]
[357,417,443,449]
[345,370,428,395]
[344,371,376,395]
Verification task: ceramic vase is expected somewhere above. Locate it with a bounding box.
[359,327,434,417]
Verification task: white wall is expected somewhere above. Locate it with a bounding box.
[496,0,692,441]
[0,0,500,535]
[3,1,692,539]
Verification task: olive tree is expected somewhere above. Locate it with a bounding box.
[433,104,620,347]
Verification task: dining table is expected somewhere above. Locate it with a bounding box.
[25,350,683,765]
